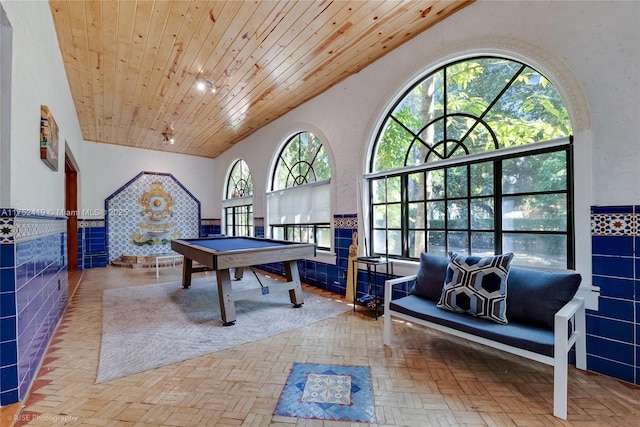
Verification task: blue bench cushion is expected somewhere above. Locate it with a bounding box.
[506,267,582,329]
[409,252,582,330]
[390,294,554,357]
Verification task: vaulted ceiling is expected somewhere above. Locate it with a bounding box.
[49,0,473,159]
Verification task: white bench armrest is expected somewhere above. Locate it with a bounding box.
[383,275,416,345]
[553,296,586,419]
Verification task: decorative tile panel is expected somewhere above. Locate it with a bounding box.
[13,217,66,242]
[334,214,357,229]
[105,172,200,261]
[591,211,637,236]
[0,217,14,243]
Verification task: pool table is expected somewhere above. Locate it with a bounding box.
[170,236,316,325]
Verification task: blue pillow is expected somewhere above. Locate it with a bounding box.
[410,253,449,301]
[437,252,514,324]
[506,267,582,329]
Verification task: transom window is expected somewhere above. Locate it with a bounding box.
[272,131,330,189]
[227,159,253,198]
[368,56,574,269]
[223,159,253,237]
[268,131,331,249]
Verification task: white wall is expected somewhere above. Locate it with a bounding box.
[80,141,216,218]
[2,0,85,211]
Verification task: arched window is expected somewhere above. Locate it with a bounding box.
[223,159,253,237]
[368,56,574,269]
[268,131,331,249]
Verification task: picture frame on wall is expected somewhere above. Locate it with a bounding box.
[40,105,59,171]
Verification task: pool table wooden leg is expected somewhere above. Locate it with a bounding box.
[284,260,304,307]
[182,258,193,289]
[216,268,236,326]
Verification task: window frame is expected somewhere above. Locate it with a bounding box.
[366,56,575,269]
[224,203,254,238]
[222,159,254,237]
[268,131,332,250]
[367,139,574,268]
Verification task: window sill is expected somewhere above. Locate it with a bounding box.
[307,250,337,265]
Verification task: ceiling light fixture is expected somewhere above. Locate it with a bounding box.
[161,125,175,144]
[196,76,216,94]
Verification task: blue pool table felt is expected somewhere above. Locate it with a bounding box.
[186,237,287,252]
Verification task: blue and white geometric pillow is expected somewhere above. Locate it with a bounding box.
[437,252,514,324]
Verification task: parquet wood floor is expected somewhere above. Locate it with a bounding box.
[7,266,640,426]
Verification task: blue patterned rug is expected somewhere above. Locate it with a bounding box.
[274,363,376,423]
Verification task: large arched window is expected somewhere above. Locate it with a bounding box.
[368,56,574,269]
[267,131,331,249]
[223,159,253,237]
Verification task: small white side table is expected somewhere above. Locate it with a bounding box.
[155,254,183,278]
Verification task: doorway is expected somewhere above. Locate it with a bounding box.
[65,152,80,295]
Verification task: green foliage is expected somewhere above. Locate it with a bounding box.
[372,57,572,173]
[368,57,574,262]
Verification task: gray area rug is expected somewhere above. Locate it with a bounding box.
[97,275,350,383]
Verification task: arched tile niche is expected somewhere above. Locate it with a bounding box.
[105,171,200,262]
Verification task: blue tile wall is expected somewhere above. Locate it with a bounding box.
[78,220,108,269]
[0,211,68,406]
[76,230,83,271]
[200,219,219,237]
[329,215,356,296]
[78,216,209,270]
[84,227,107,268]
[254,217,264,238]
[590,205,639,385]
[0,213,17,407]
[254,214,393,302]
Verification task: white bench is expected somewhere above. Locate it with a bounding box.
[382,254,587,420]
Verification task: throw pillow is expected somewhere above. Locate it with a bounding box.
[437,252,514,324]
[410,253,449,302]
[506,267,582,329]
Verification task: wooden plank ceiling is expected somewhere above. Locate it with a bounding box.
[49,0,473,159]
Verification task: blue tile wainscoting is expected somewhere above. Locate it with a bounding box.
[257,214,359,296]
[590,205,639,385]
[254,217,264,238]
[254,214,395,306]
[9,204,638,407]
[200,219,220,237]
[78,220,107,270]
[0,210,69,406]
[76,218,219,270]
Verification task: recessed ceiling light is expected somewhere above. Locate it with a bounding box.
[196,77,216,94]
